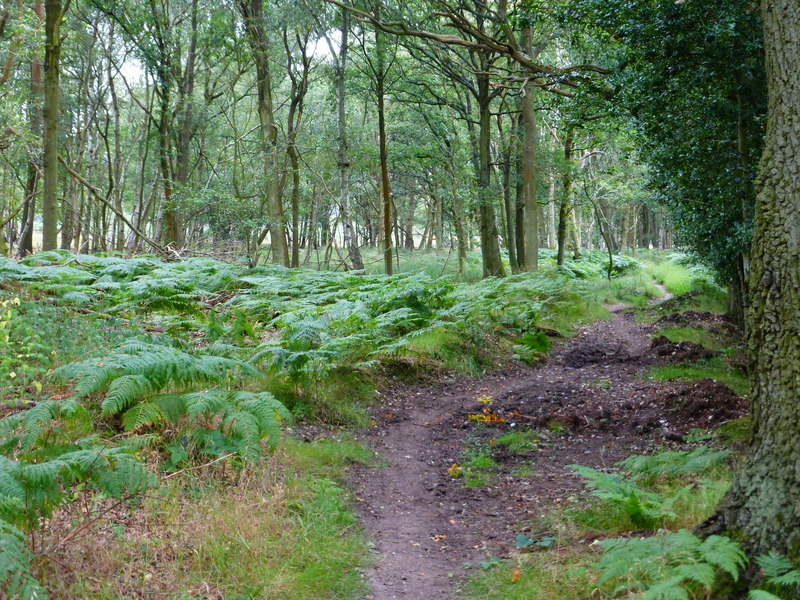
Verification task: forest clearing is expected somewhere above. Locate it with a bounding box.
[1,0,800,598]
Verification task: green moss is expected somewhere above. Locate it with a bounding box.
[715,417,751,443]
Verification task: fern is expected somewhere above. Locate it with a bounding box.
[748,592,785,600]
[0,520,47,600]
[52,342,259,402]
[749,552,800,599]
[568,464,693,529]
[620,447,730,481]
[595,530,747,598]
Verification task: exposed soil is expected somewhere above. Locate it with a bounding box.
[650,335,717,362]
[355,292,748,600]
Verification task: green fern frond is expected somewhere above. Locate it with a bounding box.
[641,576,690,600]
[757,553,795,579]
[0,520,48,600]
[748,592,785,600]
[121,402,166,431]
[151,393,189,422]
[699,534,748,580]
[102,375,156,416]
[183,389,230,419]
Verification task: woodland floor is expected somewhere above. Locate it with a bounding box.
[354,287,746,599]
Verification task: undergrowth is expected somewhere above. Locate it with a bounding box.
[0,248,716,597]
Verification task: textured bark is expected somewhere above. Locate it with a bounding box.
[500,114,517,272]
[520,29,538,271]
[476,72,504,277]
[238,0,288,266]
[699,0,800,558]
[375,3,393,274]
[556,131,574,266]
[42,0,64,251]
[283,30,310,268]
[335,9,363,270]
[17,2,43,257]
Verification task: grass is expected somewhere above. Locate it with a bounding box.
[714,417,751,444]
[647,358,749,396]
[460,550,596,600]
[568,477,729,534]
[49,436,373,600]
[461,448,499,487]
[655,326,731,351]
[588,272,662,307]
[648,260,698,296]
[536,296,611,337]
[496,429,539,454]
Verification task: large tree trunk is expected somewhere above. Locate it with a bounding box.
[520,48,538,272]
[42,0,64,251]
[238,0,288,266]
[476,72,504,277]
[698,0,800,559]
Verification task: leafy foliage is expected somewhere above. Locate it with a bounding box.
[51,341,288,463]
[595,530,747,599]
[569,464,694,530]
[620,447,730,481]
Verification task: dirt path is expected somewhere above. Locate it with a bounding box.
[356,286,694,600]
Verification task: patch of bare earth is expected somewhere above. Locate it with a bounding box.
[355,299,746,599]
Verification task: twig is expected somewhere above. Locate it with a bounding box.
[163,453,234,479]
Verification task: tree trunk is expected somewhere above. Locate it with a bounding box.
[17,2,43,257]
[520,29,538,271]
[334,9,362,270]
[698,0,800,559]
[556,130,574,266]
[403,193,416,250]
[375,4,393,274]
[238,0,288,266]
[500,114,517,272]
[476,72,504,277]
[42,0,64,251]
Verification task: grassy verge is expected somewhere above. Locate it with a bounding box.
[460,445,736,600]
[49,437,374,600]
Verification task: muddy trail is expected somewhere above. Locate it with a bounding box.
[355,291,746,600]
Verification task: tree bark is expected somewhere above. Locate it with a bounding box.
[500,113,517,272]
[476,71,504,277]
[17,1,43,257]
[520,37,538,271]
[335,9,362,270]
[237,0,289,266]
[42,0,65,251]
[556,130,574,266]
[375,2,393,274]
[698,0,800,559]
